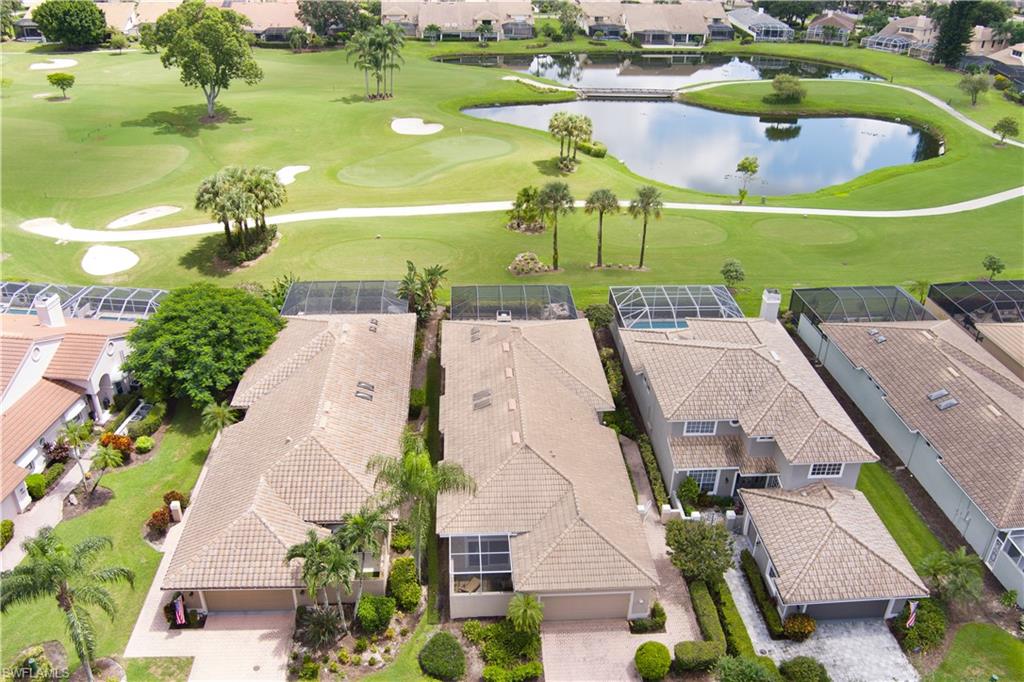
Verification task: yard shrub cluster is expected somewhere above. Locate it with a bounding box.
[482,661,543,682]
[740,550,785,638]
[577,140,607,158]
[25,474,46,501]
[1,519,13,549]
[674,580,726,671]
[583,303,614,330]
[464,618,541,672]
[638,436,669,508]
[386,555,420,611]
[390,521,413,554]
[147,507,172,534]
[126,402,166,439]
[100,432,134,456]
[665,519,733,584]
[635,641,671,681]
[779,656,831,682]
[599,347,623,399]
[10,645,54,680]
[218,225,278,266]
[163,490,190,511]
[782,613,816,642]
[418,631,465,681]
[891,599,946,652]
[629,600,666,633]
[42,440,71,463]
[355,595,395,634]
[43,463,66,491]
[408,387,426,420]
[134,435,155,453]
[707,579,757,657]
[718,655,775,682]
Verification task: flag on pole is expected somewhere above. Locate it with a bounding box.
[174,595,186,625]
[906,600,918,628]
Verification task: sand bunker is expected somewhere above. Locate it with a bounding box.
[30,58,78,71]
[391,118,444,136]
[107,205,181,229]
[33,92,56,99]
[276,165,310,185]
[81,245,139,275]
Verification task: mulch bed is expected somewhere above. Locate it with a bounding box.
[69,657,125,682]
[62,484,114,521]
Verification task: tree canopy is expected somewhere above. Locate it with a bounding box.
[122,283,284,408]
[297,0,365,36]
[665,518,733,584]
[31,0,104,46]
[993,116,1020,143]
[933,0,974,69]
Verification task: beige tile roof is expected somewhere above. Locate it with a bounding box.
[619,318,876,466]
[135,2,180,24]
[581,1,722,32]
[989,42,1024,66]
[211,1,302,30]
[822,319,1024,529]
[164,314,415,590]
[0,337,32,395]
[741,484,927,604]
[976,322,1024,369]
[878,14,934,38]
[670,435,776,474]
[44,335,109,381]
[438,320,658,593]
[383,1,533,31]
[98,2,138,30]
[808,12,856,31]
[1,314,132,342]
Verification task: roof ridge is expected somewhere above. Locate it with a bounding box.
[779,516,839,603]
[671,346,728,417]
[437,446,528,534]
[234,327,334,406]
[311,434,374,496]
[578,516,660,586]
[514,499,581,587]
[518,334,609,407]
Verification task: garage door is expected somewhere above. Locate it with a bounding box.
[540,593,631,621]
[204,589,294,611]
[805,599,887,620]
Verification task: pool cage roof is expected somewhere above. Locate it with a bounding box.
[0,281,167,320]
[928,280,1024,330]
[789,286,934,326]
[863,34,914,50]
[449,285,577,321]
[280,281,408,316]
[609,285,743,329]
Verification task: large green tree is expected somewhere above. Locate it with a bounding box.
[2,0,25,40]
[31,0,104,46]
[122,284,283,408]
[665,518,733,584]
[155,0,264,118]
[933,0,974,69]
[297,0,363,36]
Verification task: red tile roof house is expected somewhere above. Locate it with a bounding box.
[1,297,133,519]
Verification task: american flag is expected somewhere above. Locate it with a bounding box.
[906,600,918,628]
[174,595,186,626]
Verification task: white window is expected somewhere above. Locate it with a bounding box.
[450,535,513,594]
[754,436,775,443]
[685,469,718,493]
[683,421,716,436]
[809,463,844,478]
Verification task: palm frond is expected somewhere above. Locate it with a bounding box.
[71,584,118,621]
[0,572,51,612]
[64,604,97,665]
[88,565,135,589]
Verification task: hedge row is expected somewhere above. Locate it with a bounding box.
[638,436,670,509]
[674,580,727,672]
[577,140,607,158]
[126,402,166,439]
[707,579,756,658]
[740,549,785,639]
[690,580,725,643]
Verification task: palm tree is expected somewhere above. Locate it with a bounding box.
[346,31,373,100]
[422,264,449,311]
[201,400,237,433]
[506,593,544,634]
[570,114,593,161]
[424,23,441,43]
[320,540,358,630]
[285,529,333,608]
[548,111,570,160]
[537,182,575,271]
[905,279,931,304]
[288,26,308,52]
[335,505,389,610]
[243,167,287,230]
[382,22,405,97]
[368,431,475,581]
[89,446,123,497]
[584,189,619,267]
[476,22,494,44]
[58,421,93,483]
[397,260,421,314]
[1,528,134,682]
[919,547,983,607]
[629,185,663,269]
[195,174,233,247]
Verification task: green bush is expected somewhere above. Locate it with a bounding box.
[462,619,488,645]
[673,639,725,672]
[638,436,670,508]
[135,435,155,453]
[354,637,368,653]
[394,582,420,612]
[387,555,420,611]
[718,655,773,682]
[480,620,541,668]
[42,463,65,489]
[163,490,190,511]
[10,645,54,680]
[999,589,1018,608]
[629,601,666,633]
[356,595,395,634]
[418,631,465,681]
[112,390,140,412]
[584,303,614,329]
[779,656,831,682]
[690,580,725,643]
[390,521,413,553]
[298,656,320,680]
[25,474,46,500]
[708,579,756,657]
[635,641,671,681]
[482,662,543,682]
[577,140,608,158]
[994,74,1011,91]
[126,401,166,439]
[409,387,426,420]
[782,613,816,642]
[0,519,13,549]
[740,550,785,638]
[891,600,946,652]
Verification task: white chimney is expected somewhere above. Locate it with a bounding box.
[35,295,66,328]
[760,288,781,322]
[757,6,764,13]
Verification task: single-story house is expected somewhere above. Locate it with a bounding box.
[163,310,416,611]
[727,7,794,42]
[579,1,732,45]
[382,1,533,41]
[437,318,658,621]
[973,323,1024,379]
[861,15,936,59]
[97,1,179,36]
[805,11,857,45]
[740,484,928,620]
[1,298,133,519]
[207,1,303,41]
[13,17,43,41]
[985,42,1024,88]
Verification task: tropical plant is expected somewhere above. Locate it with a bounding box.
[336,505,389,609]
[628,185,663,269]
[548,111,571,161]
[380,22,405,96]
[993,116,1019,143]
[735,156,759,204]
[368,431,475,581]
[0,528,134,682]
[396,261,447,320]
[288,26,308,51]
[721,258,746,289]
[109,31,129,54]
[201,400,238,433]
[537,182,575,270]
[569,114,593,160]
[999,589,1019,609]
[89,445,123,496]
[46,72,75,98]
[346,30,374,99]
[475,22,494,44]
[508,185,543,232]
[584,189,618,267]
[904,279,931,304]
[506,593,544,634]
[58,421,93,482]
[919,547,983,606]
[424,23,441,42]
[285,531,359,631]
[769,74,806,103]
[665,518,733,584]
[982,254,1006,279]
[296,605,346,649]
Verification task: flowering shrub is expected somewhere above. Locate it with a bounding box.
[100,432,134,456]
[163,490,190,511]
[782,613,817,642]
[147,507,172,534]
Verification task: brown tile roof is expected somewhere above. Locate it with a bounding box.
[976,322,1024,369]
[1,379,84,498]
[437,320,658,593]
[619,319,876,466]
[164,314,416,590]
[879,14,934,37]
[44,335,110,381]
[670,435,776,474]
[383,1,533,31]
[0,337,32,395]
[1,314,132,341]
[741,484,927,604]
[821,320,1024,529]
[808,12,856,31]
[988,42,1024,66]
[582,1,723,32]
[210,1,302,30]
[2,314,131,386]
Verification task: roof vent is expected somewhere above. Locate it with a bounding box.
[472,389,492,410]
[927,389,949,401]
[369,322,378,333]
[874,335,887,344]
[357,381,375,392]
[987,404,1002,417]
[355,391,374,401]
[946,366,961,378]
[867,328,879,336]
[505,367,514,379]
[936,398,959,411]
[769,350,781,362]
[496,309,512,323]
[470,327,481,342]
[511,430,521,444]
[507,398,517,411]
[502,342,511,353]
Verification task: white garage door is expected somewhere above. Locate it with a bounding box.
[204,589,294,611]
[540,593,631,621]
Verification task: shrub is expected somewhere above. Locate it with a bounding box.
[384,626,396,639]
[126,402,166,438]
[462,619,487,644]
[418,631,465,681]
[409,387,426,420]
[42,463,65,490]
[25,474,46,500]
[11,645,53,680]
[507,251,550,276]
[297,606,346,649]
[779,656,830,682]
[112,391,140,412]
[147,506,172,534]
[629,601,667,633]
[387,555,420,611]
[638,436,670,508]
[337,648,350,664]
[135,435,155,453]
[690,580,725,643]
[665,519,733,584]
[354,637,368,654]
[767,74,807,104]
[390,522,413,553]
[677,477,700,507]
[783,614,816,642]
[43,440,71,463]
[635,641,671,681]
[99,432,134,455]
[480,619,541,667]
[1000,589,1019,608]
[298,656,320,680]
[740,550,785,638]
[994,74,1011,91]
[718,655,773,682]
[891,600,946,652]
[163,490,190,511]
[356,595,395,634]
[584,303,614,329]
[577,140,607,158]
[0,519,13,549]
[218,226,278,266]
[673,639,725,672]
[394,582,420,612]
[707,579,756,658]
[482,662,543,682]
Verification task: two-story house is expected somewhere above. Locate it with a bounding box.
[862,15,936,59]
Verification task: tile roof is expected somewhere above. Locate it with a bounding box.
[988,42,1024,66]
[438,320,658,593]
[164,314,416,590]
[0,337,31,395]
[741,484,928,604]
[878,14,934,36]
[727,7,791,29]
[976,322,1024,370]
[618,318,876,466]
[211,1,302,30]
[670,435,777,474]
[808,12,856,31]
[821,319,1024,528]
[383,1,533,31]
[581,1,724,32]
[1,314,132,341]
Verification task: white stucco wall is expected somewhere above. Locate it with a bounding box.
[0,338,61,412]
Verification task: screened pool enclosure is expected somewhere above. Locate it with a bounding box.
[0,281,166,320]
[449,285,577,321]
[789,286,933,326]
[927,280,1024,330]
[609,285,743,329]
[280,281,408,316]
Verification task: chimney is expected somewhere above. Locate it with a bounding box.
[759,288,781,322]
[35,295,66,328]
[757,6,764,13]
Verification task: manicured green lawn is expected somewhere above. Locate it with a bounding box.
[856,463,944,570]
[363,617,436,681]
[925,623,1024,682]
[123,656,195,681]
[0,407,213,672]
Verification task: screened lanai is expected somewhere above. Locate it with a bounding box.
[449,285,577,321]
[927,280,1024,331]
[861,34,914,53]
[609,285,743,329]
[789,286,933,326]
[280,281,408,316]
[0,281,166,320]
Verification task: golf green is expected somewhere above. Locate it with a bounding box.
[337,134,514,187]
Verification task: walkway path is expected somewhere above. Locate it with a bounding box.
[19,185,1024,244]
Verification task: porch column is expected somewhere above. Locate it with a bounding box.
[884,598,896,619]
[89,393,103,421]
[198,590,208,611]
[292,589,299,608]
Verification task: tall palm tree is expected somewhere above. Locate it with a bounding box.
[629,185,663,269]
[548,111,570,160]
[475,22,494,44]
[285,529,333,608]
[201,400,237,433]
[321,540,358,630]
[382,22,405,97]
[506,592,544,634]
[537,182,575,271]
[243,167,287,230]
[1,528,134,682]
[58,421,93,483]
[905,279,931,304]
[368,431,475,581]
[424,23,441,43]
[584,189,619,267]
[570,114,593,161]
[396,260,421,314]
[195,174,233,247]
[89,446,123,497]
[422,264,449,311]
[335,505,389,610]
[346,31,373,100]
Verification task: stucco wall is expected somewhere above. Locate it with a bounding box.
[991,549,1024,608]
[450,591,514,619]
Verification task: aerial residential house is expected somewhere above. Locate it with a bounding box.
[805,11,857,45]
[208,1,303,41]
[580,2,733,45]
[437,285,658,621]
[985,42,1024,88]
[381,1,534,40]
[13,17,43,41]
[726,7,794,42]
[861,15,936,59]
[968,25,1009,55]
[163,282,416,611]
[792,287,1024,609]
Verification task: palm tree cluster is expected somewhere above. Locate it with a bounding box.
[396,261,448,321]
[194,166,287,250]
[346,24,405,100]
[547,111,593,169]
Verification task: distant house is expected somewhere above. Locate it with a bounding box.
[861,15,936,59]
[727,7,794,42]
[208,1,303,41]
[579,1,732,45]
[13,17,43,41]
[97,1,183,36]
[968,25,1009,55]
[806,11,857,45]
[381,1,534,41]
[985,42,1024,88]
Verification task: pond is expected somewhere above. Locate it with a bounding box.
[440,52,879,90]
[464,100,940,195]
